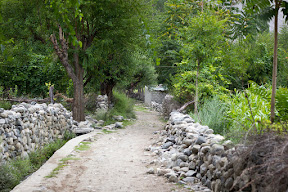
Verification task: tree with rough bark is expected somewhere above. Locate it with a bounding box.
[245,0,288,123]
[48,0,148,121]
[1,0,147,121]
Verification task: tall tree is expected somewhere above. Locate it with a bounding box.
[48,0,144,121]
[178,10,229,113]
[245,0,288,123]
[154,0,201,86]
[1,0,146,121]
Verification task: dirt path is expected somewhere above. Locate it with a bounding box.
[12,110,190,192]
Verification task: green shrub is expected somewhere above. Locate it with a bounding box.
[0,100,12,110]
[0,158,33,192]
[29,139,66,168]
[93,91,136,125]
[190,97,228,134]
[276,87,288,121]
[225,82,271,132]
[63,130,76,141]
[224,82,288,131]
[0,163,19,192]
[110,91,135,119]
[0,86,4,98]
[85,93,98,113]
[94,109,109,121]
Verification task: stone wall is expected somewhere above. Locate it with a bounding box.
[0,103,74,161]
[148,112,251,192]
[161,94,181,117]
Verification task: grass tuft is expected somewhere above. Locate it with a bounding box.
[75,141,91,151]
[102,129,114,134]
[122,120,135,127]
[45,155,80,178]
[134,104,149,112]
[190,97,228,135]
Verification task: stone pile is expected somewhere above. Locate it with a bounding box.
[73,115,104,134]
[96,95,108,111]
[0,103,74,161]
[147,112,248,192]
[151,101,162,112]
[103,115,125,129]
[161,94,181,117]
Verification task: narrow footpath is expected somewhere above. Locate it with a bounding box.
[12,110,190,192]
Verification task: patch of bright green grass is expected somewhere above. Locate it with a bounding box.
[122,120,136,127]
[45,155,80,178]
[92,91,136,126]
[134,104,149,112]
[75,141,91,151]
[102,129,113,134]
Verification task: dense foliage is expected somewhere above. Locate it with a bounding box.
[151,0,288,137]
[0,0,288,136]
[0,0,158,121]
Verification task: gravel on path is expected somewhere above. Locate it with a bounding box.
[12,110,191,192]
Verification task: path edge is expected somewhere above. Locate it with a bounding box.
[11,130,100,192]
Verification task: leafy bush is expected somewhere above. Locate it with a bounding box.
[85,93,98,113]
[63,130,76,141]
[190,97,228,134]
[0,86,4,98]
[110,91,135,119]
[94,109,108,121]
[29,139,66,168]
[275,87,288,121]
[225,82,288,134]
[0,100,12,110]
[172,66,230,104]
[0,163,20,192]
[225,82,271,132]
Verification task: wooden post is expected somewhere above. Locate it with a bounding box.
[49,85,54,104]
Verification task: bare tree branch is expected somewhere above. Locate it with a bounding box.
[50,25,77,82]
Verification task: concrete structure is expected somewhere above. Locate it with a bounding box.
[144,85,168,106]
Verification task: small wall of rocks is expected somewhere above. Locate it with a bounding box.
[161,95,181,117]
[0,103,74,161]
[148,112,249,192]
[96,95,108,111]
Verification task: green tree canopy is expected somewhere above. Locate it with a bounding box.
[1,0,152,121]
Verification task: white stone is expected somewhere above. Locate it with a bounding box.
[0,119,5,124]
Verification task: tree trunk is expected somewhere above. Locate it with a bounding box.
[50,24,96,122]
[270,2,279,123]
[100,80,115,106]
[194,60,200,115]
[72,52,85,121]
[73,79,85,121]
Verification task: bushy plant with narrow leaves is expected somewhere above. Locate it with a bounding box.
[190,97,228,134]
